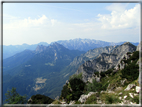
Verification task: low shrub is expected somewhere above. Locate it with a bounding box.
[105,69,113,75]
[104,94,121,104]
[94,71,99,76]
[70,78,85,101]
[85,94,97,104]
[60,84,71,102]
[132,96,139,104]
[28,94,54,104]
[85,79,107,93]
[69,72,82,80]
[121,61,139,82]
[100,72,105,78]
[75,101,81,104]
[60,78,86,102]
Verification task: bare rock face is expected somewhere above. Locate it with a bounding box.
[115,52,132,70]
[78,92,96,103]
[69,100,75,105]
[136,86,140,93]
[76,42,136,82]
[76,53,118,82]
[125,84,136,91]
[136,41,142,51]
[120,79,127,86]
[70,45,116,67]
[111,42,136,60]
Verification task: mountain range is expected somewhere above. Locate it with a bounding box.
[3,42,49,59]
[3,38,139,59]
[3,39,139,103]
[3,42,84,101]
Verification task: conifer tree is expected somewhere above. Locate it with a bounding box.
[5,87,27,104]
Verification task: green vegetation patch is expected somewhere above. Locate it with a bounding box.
[69,72,83,80]
[85,79,108,94]
[121,61,139,82]
[4,87,27,104]
[101,70,122,91]
[94,71,99,77]
[28,94,54,104]
[100,93,121,104]
[85,94,97,104]
[60,78,85,103]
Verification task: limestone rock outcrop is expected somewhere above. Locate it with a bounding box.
[75,42,136,82]
[78,92,96,103]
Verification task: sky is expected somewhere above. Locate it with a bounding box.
[3,3,140,45]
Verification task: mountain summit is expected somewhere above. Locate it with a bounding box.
[75,42,137,82]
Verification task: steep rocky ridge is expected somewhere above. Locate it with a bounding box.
[75,42,137,82]
[56,45,118,88]
[111,42,136,60]
[69,45,117,66]
[59,43,140,105]
[136,41,141,51]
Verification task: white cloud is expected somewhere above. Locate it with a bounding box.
[25,15,48,25]
[3,15,102,45]
[106,3,128,12]
[51,19,57,26]
[3,15,60,45]
[3,7,140,46]
[97,4,140,29]
[4,15,49,29]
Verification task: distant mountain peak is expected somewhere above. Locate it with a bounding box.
[122,42,133,45]
[35,45,47,53]
[38,42,49,46]
[52,42,60,46]
[50,42,68,50]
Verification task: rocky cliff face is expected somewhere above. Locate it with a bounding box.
[114,53,132,70]
[76,53,118,82]
[75,42,136,82]
[136,41,141,51]
[61,46,117,83]
[115,42,141,70]
[111,42,136,60]
[69,45,117,67]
